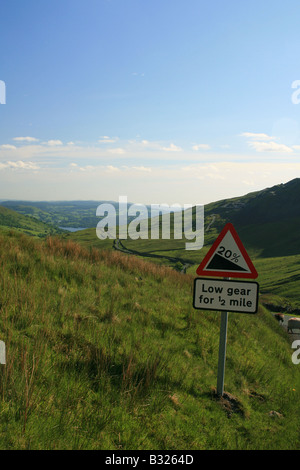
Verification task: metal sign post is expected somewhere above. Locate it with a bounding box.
[217,310,228,396]
[217,277,229,397]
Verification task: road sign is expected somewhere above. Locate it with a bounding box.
[196,223,258,279]
[193,278,259,314]
[194,223,260,395]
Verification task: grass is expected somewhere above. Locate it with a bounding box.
[0,229,299,449]
[66,225,213,269]
[67,225,300,309]
[254,255,300,307]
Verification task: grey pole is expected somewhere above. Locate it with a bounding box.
[217,311,228,396]
[217,277,229,397]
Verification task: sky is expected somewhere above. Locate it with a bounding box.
[1,0,300,205]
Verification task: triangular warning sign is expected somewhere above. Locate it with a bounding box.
[196,223,258,279]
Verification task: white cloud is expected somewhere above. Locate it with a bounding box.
[162,143,182,152]
[139,140,161,150]
[0,160,40,170]
[248,141,293,153]
[241,132,275,141]
[98,136,117,143]
[241,131,295,154]
[192,144,211,151]
[13,136,39,142]
[79,165,95,172]
[1,144,17,150]
[1,135,299,177]
[107,148,126,155]
[1,159,300,205]
[69,163,96,172]
[132,166,152,172]
[106,165,120,172]
[45,140,63,146]
[8,160,39,170]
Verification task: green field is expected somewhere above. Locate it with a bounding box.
[66,225,300,310]
[0,229,299,450]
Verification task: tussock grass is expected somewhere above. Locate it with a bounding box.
[0,231,299,449]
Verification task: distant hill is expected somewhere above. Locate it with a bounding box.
[0,200,154,229]
[0,200,103,229]
[2,178,300,257]
[204,178,300,257]
[0,205,64,237]
[67,178,300,263]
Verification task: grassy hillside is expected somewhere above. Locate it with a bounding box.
[204,178,300,258]
[4,178,300,262]
[107,178,300,260]
[0,205,63,237]
[65,181,300,308]
[66,178,300,256]
[0,229,299,450]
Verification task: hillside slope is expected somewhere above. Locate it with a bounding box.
[204,178,300,257]
[67,178,300,261]
[3,178,300,259]
[0,205,63,237]
[0,230,299,450]
[65,179,300,307]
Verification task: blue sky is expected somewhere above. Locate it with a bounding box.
[1,0,300,204]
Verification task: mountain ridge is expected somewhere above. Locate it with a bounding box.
[1,177,299,257]
[204,178,300,257]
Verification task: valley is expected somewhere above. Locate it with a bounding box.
[0,178,299,449]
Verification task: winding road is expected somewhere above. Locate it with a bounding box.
[113,238,192,273]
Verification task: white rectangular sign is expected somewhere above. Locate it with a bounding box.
[193,278,259,314]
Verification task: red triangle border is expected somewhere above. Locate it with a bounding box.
[196,223,258,279]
